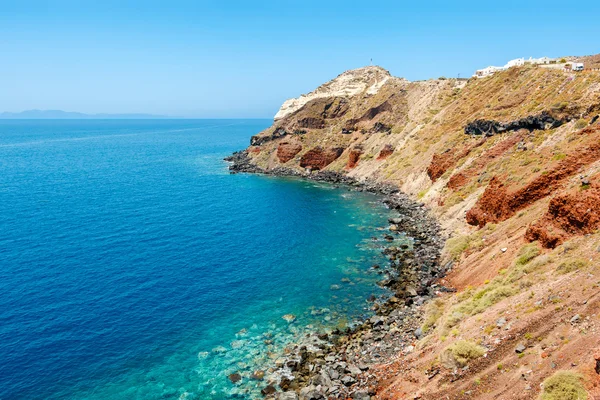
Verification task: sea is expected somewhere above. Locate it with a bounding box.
[0,120,405,399]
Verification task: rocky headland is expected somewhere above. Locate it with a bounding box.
[227,59,600,399]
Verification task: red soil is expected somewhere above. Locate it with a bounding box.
[467,131,600,227]
[377,144,394,160]
[427,140,484,182]
[465,177,512,227]
[446,172,468,190]
[447,134,523,190]
[276,142,302,163]
[299,146,344,170]
[526,187,600,248]
[346,148,362,169]
[248,146,261,154]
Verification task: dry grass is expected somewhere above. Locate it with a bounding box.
[539,371,588,400]
[440,340,486,368]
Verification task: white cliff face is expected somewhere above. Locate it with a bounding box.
[274,66,399,121]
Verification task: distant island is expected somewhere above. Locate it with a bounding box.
[0,110,171,119]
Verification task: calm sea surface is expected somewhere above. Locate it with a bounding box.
[0,120,400,399]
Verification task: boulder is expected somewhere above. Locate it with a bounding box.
[228,373,242,384]
[251,370,265,380]
[282,314,296,323]
[261,385,277,396]
[352,390,371,400]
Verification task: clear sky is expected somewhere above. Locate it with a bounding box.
[2,0,599,118]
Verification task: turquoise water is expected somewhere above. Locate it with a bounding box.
[0,120,399,399]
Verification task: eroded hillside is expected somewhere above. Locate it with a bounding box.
[234,63,600,399]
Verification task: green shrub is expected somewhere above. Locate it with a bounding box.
[444,311,464,329]
[551,102,569,111]
[421,299,445,333]
[441,340,485,367]
[557,259,588,274]
[516,243,541,266]
[447,235,471,260]
[531,254,552,268]
[540,371,587,400]
[456,285,516,315]
[575,119,588,129]
[553,153,567,161]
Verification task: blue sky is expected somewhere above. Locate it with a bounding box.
[1,1,599,118]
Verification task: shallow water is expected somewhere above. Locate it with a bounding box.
[0,120,402,399]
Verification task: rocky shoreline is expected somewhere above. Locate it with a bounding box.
[224,151,449,399]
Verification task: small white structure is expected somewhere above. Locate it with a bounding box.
[572,62,584,71]
[473,66,504,78]
[505,58,525,68]
[527,56,553,65]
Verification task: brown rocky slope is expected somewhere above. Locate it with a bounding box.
[231,61,600,399]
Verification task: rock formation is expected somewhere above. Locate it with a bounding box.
[274,66,397,121]
[464,111,565,136]
[299,147,344,170]
[276,142,302,163]
[346,147,363,169]
[376,144,394,160]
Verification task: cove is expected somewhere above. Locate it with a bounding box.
[0,120,403,399]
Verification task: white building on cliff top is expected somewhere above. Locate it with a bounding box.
[474,66,504,78]
[528,56,553,64]
[473,56,556,78]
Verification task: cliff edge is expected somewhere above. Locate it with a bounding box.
[231,59,600,399]
[274,66,398,121]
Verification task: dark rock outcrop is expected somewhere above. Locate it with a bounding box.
[224,151,263,173]
[322,98,350,119]
[250,127,288,146]
[372,122,392,134]
[345,99,394,131]
[298,117,325,129]
[464,111,565,136]
[362,100,393,120]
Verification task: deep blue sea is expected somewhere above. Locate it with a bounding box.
[0,120,402,399]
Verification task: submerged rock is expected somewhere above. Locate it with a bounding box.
[228,372,242,384]
[261,385,277,396]
[251,370,265,380]
[282,314,297,323]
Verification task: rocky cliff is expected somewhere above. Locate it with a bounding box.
[273,66,398,121]
[230,61,600,399]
